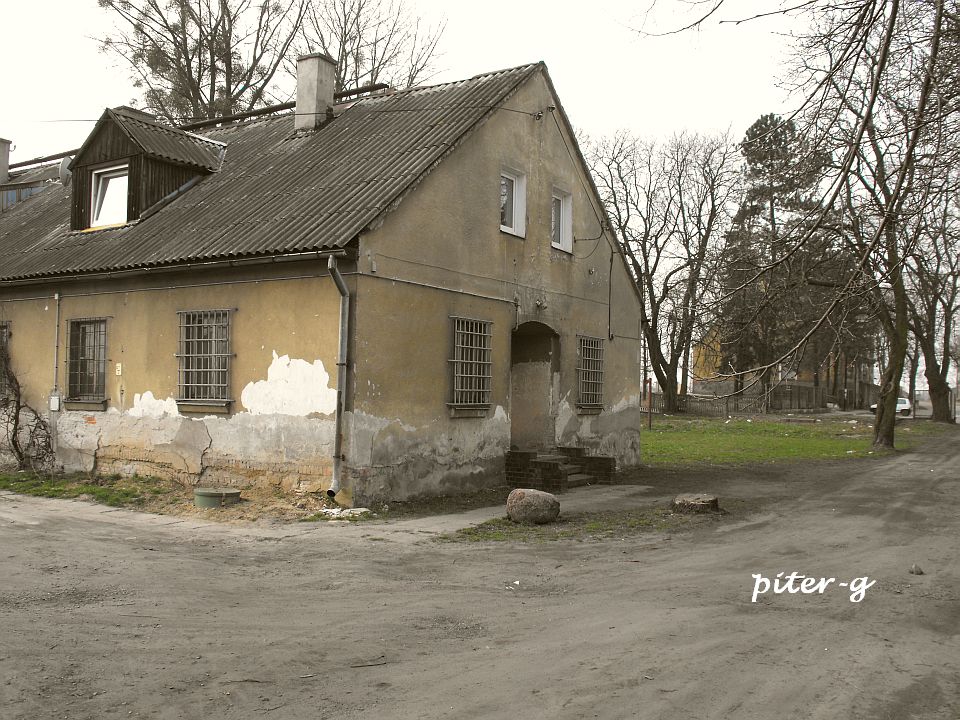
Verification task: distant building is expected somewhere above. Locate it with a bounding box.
[0,138,60,214]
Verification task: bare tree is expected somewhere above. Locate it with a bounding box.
[588,131,740,412]
[100,0,445,123]
[820,1,952,442]
[295,0,445,92]
[906,176,960,422]
[0,335,54,472]
[99,0,308,122]
[647,0,952,447]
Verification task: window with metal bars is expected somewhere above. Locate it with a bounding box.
[577,335,604,409]
[67,318,107,401]
[0,322,10,396]
[177,310,232,402]
[449,317,492,413]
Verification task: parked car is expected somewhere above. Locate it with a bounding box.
[869,397,912,415]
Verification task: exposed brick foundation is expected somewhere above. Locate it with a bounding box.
[505,446,616,492]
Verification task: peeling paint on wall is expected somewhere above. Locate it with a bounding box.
[54,351,341,496]
[56,408,336,495]
[555,394,576,441]
[240,351,337,416]
[343,406,511,503]
[610,393,640,414]
[555,392,641,468]
[128,391,181,418]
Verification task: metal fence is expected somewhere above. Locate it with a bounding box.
[640,383,828,417]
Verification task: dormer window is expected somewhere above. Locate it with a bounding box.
[89,164,129,228]
[69,107,223,232]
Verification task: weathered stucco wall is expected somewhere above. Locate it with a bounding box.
[343,281,514,504]
[0,263,345,492]
[351,67,643,501]
[1,68,642,505]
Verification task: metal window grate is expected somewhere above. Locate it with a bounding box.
[449,317,492,408]
[177,310,231,401]
[67,318,107,401]
[577,335,604,407]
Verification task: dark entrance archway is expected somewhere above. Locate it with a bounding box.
[510,321,559,450]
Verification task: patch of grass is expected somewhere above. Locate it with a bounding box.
[892,420,957,450]
[638,416,947,467]
[0,471,174,508]
[439,505,731,543]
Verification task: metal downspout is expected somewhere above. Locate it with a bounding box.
[327,256,350,499]
[52,292,61,398]
[50,292,62,451]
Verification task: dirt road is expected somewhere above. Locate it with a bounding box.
[2,431,959,719]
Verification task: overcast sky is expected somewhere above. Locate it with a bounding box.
[1,0,800,165]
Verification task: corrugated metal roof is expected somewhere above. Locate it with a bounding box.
[0,63,540,282]
[111,109,224,171]
[5,162,59,186]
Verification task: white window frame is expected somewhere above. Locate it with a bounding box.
[89,163,129,229]
[551,188,573,253]
[499,169,526,237]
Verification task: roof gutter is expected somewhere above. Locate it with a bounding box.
[326,255,350,500]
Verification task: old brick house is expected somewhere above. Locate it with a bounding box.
[0,56,643,505]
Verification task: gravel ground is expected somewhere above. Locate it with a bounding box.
[1,429,959,719]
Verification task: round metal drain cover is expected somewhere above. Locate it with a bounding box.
[194,487,242,508]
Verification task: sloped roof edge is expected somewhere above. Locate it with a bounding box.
[353,61,543,237]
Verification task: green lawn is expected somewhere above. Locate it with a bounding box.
[640,416,952,467]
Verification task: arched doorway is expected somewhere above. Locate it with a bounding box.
[510,321,559,450]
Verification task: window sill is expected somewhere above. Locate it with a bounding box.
[500,226,525,239]
[577,405,602,415]
[448,404,490,419]
[63,399,109,411]
[73,221,137,235]
[551,243,573,255]
[176,399,232,415]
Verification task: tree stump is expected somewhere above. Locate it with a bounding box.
[672,493,719,513]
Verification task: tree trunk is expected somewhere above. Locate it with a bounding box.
[661,374,680,413]
[919,337,955,423]
[874,361,903,448]
[874,296,909,448]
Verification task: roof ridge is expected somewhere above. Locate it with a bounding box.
[118,111,223,147]
[358,62,542,101]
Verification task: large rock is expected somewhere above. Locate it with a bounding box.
[506,488,560,525]
[672,493,719,513]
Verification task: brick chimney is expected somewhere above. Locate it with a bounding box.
[296,53,337,132]
[0,138,10,184]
